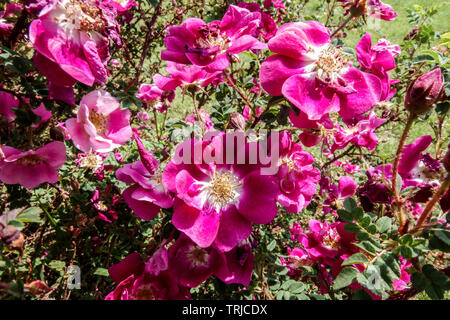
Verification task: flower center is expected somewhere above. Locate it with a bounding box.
[289,255,313,268]
[322,228,340,250]
[195,24,230,52]
[133,284,155,300]
[78,151,103,171]
[57,0,106,34]
[186,246,209,267]
[205,170,241,210]
[315,47,348,82]
[16,154,43,166]
[89,110,109,135]
[279,156,297,171]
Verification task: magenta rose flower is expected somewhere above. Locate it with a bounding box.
[271,131,320,213]
[338,0,398,21]
[65,90,132,153]
[215,239,254,286]
[106,249,191,300]
[162,132,279,251]
[101,0,136,14]
[153,62,221,92]
[260,21,382,121]
[29,0,120,87]
[0,141,66,189]
[356,33,400,101]
[116,158,173,221]
[331,111,387,152]
[168,233,224,288]
[161,5,266,72]
[136,83,174,112]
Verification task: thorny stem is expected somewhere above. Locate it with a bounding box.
[125,0,163,92]
[392,112,417,203]
[410,174,450,233]
[330,13,354,38]
[224,71,253,107]
[323,145,356,168]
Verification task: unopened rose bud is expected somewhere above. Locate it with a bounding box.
[229,112,246,131]
[405,68,444,115]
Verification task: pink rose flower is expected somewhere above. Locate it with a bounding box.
[106,249,191,300]
[31,103,52,127]
[271,131,320,213]
[161,5,266,72]
[338,0,397,21]
[168,233,224,288]
[0,141,66,188]
[215,240,254,286]
[116,157,173,221]
[162,132,279,251]
[260,21,382,121]
[29,0,120,87]
[65,90,132,153]
[154,62,221,92]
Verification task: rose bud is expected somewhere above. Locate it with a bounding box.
[229,112,246,131]
[405,68,444,115]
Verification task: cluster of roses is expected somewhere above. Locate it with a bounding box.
[282,220,412,299]
[1,0,447,300]
[107,128,321,299]
[1,0,135,187]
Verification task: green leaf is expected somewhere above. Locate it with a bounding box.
[344,222,360,233]
[267,239,276,252]
[344,198,357,213]
[376,216,392,233]
[289,281,305,294]
[333,267,360,290]
[422,264,449,287]
[17,207,43,223]
[434,231,450,246]
[337,209,353,222]
[94,268,109,277]
[7,219,24,230]
[411,272,427,291]
[7,280,23,298]
[48,260,65,271]
[352,207,364,220]
[360,216,371,228]
[341,253,369,266]
[352,289,373,300]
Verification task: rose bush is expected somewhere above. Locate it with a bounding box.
[0,0,449,300]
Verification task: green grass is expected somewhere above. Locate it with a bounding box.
[303,0,450,46]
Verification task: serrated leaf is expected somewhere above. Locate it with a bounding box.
[344,222,360,233]
[344,198,357,213]
[376,217,391,233]
[341,253,369,266]
[337,209,353,222]
[333,267,360,290]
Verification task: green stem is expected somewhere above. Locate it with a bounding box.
[392,113,417,203]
